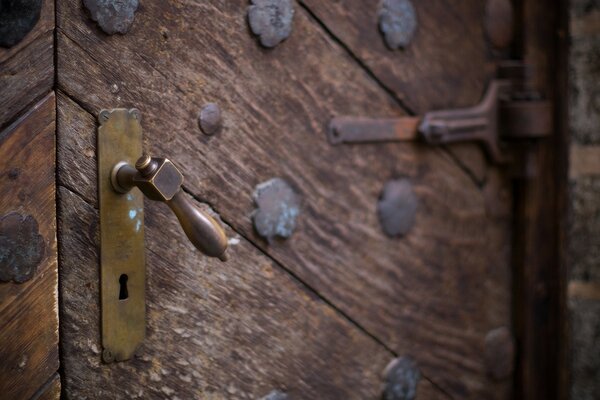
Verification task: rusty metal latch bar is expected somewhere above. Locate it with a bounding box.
[328,62,552,166]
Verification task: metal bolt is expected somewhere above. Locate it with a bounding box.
[102,348,115,363]
[83,0,139,35]
[378,0,418,50]
[377,179,418,237]
[98,109,111,123]
[248,0,295,48]
[484,326,515,381]
[382,356,421,400]
[252,178,300,243]
[198,103,223,136]
[0,212,45,283]
[129,108,140,120]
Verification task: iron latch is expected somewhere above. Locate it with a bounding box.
[328,62,552,171]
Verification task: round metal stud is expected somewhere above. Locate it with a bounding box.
[198,103,223,136]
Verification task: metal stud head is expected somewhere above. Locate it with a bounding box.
[378,0,418,50]
[484,326,515,381]
[0,212,45,283]
[377,179,418,237]
[382,357,421,400]
[252,178,300,243]
[248,0,295,48]
[83,0,139,35]
[198,103,223,136]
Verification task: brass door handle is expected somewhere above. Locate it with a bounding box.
[111,155,228,261]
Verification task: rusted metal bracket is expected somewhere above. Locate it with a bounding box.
[328,62,552,171]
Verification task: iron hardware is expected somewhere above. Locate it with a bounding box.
[198,103,223,136]
[248,0,294,48]
[97,109,228,362]
[83,0,139,35]
[111,155,229,260]
[328,62,552,170]
[378,0,418,50]
[382,356,421,400]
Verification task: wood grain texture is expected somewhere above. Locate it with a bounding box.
[0,93,58,400]
[56,92,455,400]
[0,31,54,130]
[57,0,513,398]
[299,0,496,114]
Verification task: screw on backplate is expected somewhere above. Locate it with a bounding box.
[382,356,421,400]
[129,108,141,120]
[102,348,115,363]
[252,178,300,243]
[98,110,111,123]
[377,179,418,237]
[83,0,139,35]
[378,0,418,50]
[484,326,515,381]
[198,103,223,136]
[248,0,295,48]
[0,0,43,48]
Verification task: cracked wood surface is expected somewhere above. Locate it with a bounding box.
[57,0,513,398]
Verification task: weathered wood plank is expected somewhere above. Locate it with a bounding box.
[61,94,370,398]
[0,93,58,400]
[0,31,54,129]
[57,91,450,399]
[300,0,496,114]
[57,1,512,397]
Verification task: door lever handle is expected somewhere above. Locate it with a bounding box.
[111,155,228,261]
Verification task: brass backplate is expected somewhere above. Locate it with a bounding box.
[98,109,145,362]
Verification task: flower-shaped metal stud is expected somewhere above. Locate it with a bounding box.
[248,0,295,48]
[252,178,300,243]
[378,0,417,50]
[377,178,418,237]
[0,212,45,283]
[83,0,139,35]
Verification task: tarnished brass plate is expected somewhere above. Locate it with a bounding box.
[98,109,145,362]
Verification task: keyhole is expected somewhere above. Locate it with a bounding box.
[119,274,129,300]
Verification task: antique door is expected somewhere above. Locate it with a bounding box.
[1,0,566,399]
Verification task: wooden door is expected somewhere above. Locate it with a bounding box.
[1,0,566,399]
